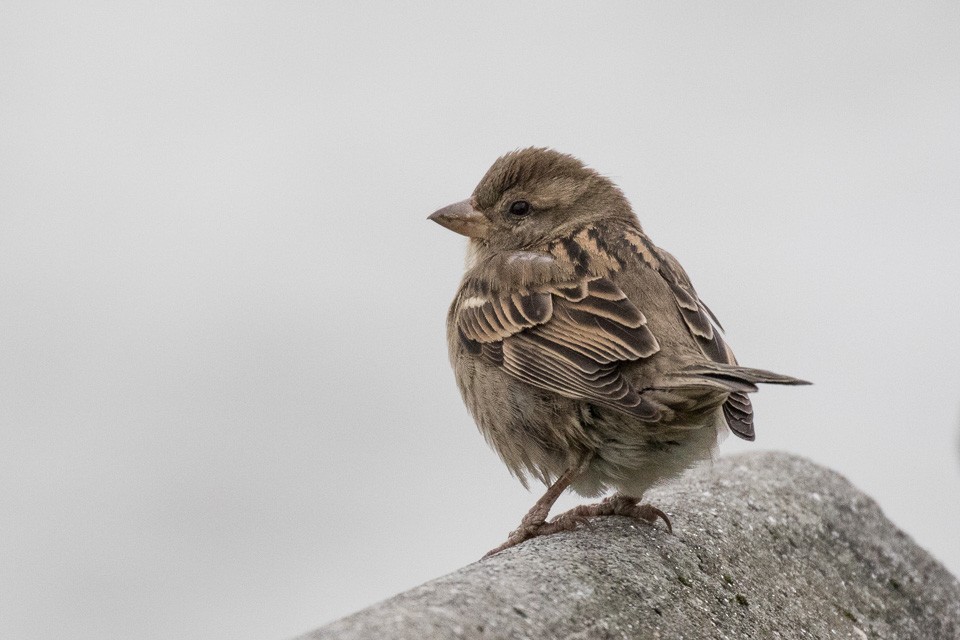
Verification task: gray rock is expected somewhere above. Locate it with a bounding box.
[299,452,960,640]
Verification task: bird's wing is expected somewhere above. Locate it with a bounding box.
[649,247,755,440]
[456,273,663,419]
[650,248,735,365]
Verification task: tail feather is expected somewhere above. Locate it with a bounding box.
[723,392,756,441]
[683,363,811,387]
[676,363,810,442]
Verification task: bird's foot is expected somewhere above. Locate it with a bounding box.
[553,493,673,533]
[483,507,590,558]
[483,494,670,558]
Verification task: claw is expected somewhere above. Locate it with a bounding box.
[542,511,591,535]
[634,504,673,533]
[483,493,673,558]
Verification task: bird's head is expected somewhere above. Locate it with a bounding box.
[429,148,636,253]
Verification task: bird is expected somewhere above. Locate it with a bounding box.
[428,147,809,557]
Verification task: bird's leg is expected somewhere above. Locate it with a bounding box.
[483,463,586,558]
[547,493,672,534]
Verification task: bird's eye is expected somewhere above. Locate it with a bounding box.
[509,200,531,216]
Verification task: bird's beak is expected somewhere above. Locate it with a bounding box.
[428,199,491,239]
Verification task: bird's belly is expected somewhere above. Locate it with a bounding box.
[575,408,724,498]
[454,351,723,497]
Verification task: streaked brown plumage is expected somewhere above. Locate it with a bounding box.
[429,148,808,556]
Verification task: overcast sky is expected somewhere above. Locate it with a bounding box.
[2,3,959,640]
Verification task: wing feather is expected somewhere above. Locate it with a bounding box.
[456,272,661,419]
[650,246,756,439]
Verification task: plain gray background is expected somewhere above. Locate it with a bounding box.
[2,3,958,640]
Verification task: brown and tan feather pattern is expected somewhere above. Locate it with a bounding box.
[457,261,663,420]
[431,147,808,555]
[617,227,759,439]
[649,246,759,440]
[455,219,770,440]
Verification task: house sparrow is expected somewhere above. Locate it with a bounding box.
[429,148,808,557]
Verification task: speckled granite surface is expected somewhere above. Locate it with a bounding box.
[299,452,960,640]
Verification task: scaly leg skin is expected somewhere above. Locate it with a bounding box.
[548,493,672,535]
[484,492,672,558]
[483,465,581,558]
